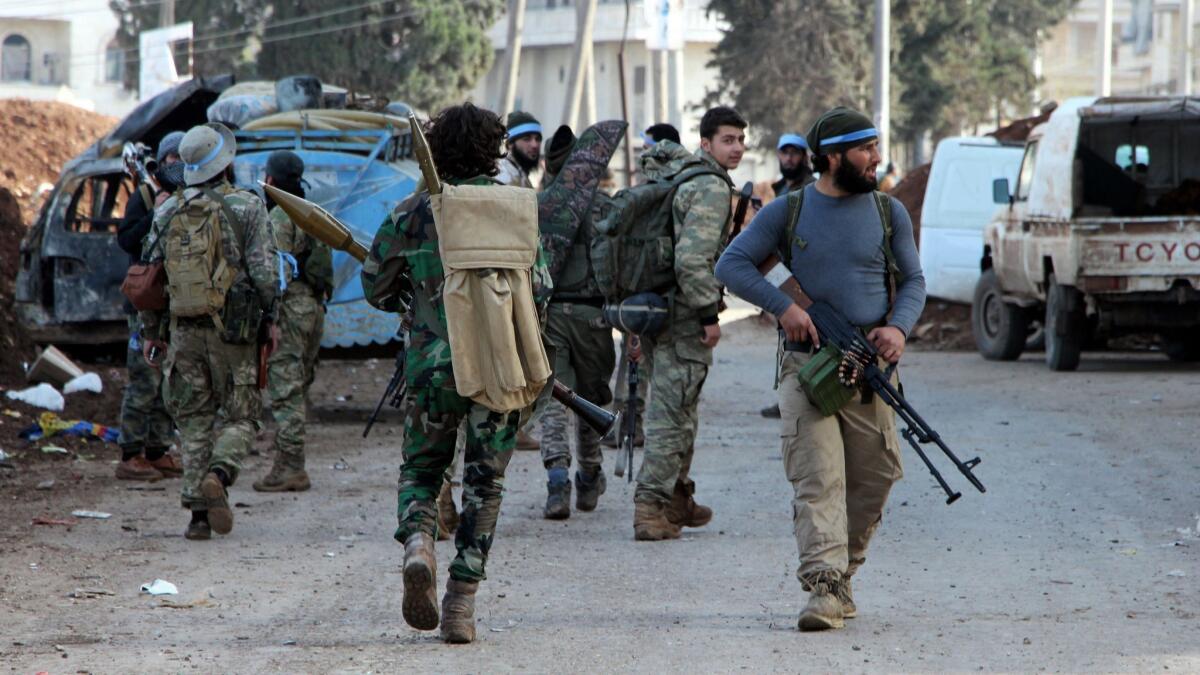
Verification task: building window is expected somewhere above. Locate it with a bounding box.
[105,39,124,83]
[2,34,32,82]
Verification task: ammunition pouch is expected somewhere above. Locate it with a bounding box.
[219,282,264,345]
[796,344,857,417]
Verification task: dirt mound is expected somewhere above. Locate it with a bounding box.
[0,99,116,225]
[0,187,35,382]
[908,300,975,351]
[890,162,930,244]
[988,106,1054,144]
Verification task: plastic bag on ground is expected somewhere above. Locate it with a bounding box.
[5,383,64,411]
[63,372,102,395]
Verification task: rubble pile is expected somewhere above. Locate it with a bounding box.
[0,99,116,224]
[889,162,930,244]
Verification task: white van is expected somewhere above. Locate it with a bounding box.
[918,137,1024,303]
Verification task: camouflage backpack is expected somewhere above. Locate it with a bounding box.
[590,162,731,300]
[162,188,243,328]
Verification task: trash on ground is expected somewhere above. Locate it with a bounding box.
[36,479,54,490]
[26,345,84,386]
[140,579,179,595]
[5,383,65,411]
[63,372,103,395]
[1166,569,1187,577]
[71,510,113,519]
[21,412,120,444]
[0,448,10,461]
[33,516,78,526]
[68,588,114,599]
[2,409,22,418]
[41,445,69,454]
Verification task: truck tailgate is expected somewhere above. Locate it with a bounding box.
[1076,218,1200,290]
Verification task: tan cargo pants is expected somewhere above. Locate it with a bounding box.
[778,350,903,587]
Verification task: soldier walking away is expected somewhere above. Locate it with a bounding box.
[362,103,553,644]
[632,106,745,541]
[115,131,185,481]
[537,125,616,520]
[495,110,542,189]
[140,123,281,541]
[761,132,815,420]
[715,106,926,631]
[253,150,333,493]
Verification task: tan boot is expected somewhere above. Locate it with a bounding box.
[633,501,682,541]
[436,482,459,540]
[200,471,234,535]
[402,533,439,631]
[114,456,163,481]
[835,577,857,619]
[798,573,845,631]
[440,578,479,644]
[665,479,712,528]
[252,463,311,492]
[146,452,183,478]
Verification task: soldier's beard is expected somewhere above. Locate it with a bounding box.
[833,153,877,194]
[780,161,812,184]
[511,146,539,173]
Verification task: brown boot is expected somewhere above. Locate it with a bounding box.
[252,463,311,492]
[516,430,540,451]
[798,572,845,631]
[633,501,682,541]
[402,533,439,631]
[114,456,163,481]
[436,482,459,540]
[200,472,234,535]
[146,452,183,478]
[835,577,857,619]
[665,480,712,528]
[440,578,478,644]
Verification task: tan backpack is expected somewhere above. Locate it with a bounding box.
[162,189,241,329]
[432,183,551,413]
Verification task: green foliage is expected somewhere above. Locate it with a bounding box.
[109,0,503,110]
[705,0,1076,148]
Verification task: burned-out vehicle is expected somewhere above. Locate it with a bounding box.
[972,96,1200,370]
[15,76,419,348]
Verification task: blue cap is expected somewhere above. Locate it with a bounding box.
[777,133,808,151]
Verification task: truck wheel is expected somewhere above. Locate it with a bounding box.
[1161,331,1200,362]
[1045,276,1084,371]
[972,270,1030,360]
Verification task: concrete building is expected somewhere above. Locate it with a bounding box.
[0,0,137,116]
[470,0,777,185]
[1039,0,1197,101]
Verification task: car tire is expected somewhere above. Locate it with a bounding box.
[1161,331,1200,362]
[1045,276,1084,372]
[972,269,1030,361]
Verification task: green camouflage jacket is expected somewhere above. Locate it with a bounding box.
[139,180,279,335]
[668,148,733,325]
[361,176,553,390]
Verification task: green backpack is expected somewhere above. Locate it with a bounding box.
[162,189,242,328]
[590,164,731,300]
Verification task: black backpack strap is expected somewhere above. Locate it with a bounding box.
[872,191,899,304]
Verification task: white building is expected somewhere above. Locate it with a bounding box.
[0,0,137,116]
[1039,0,1197,101]
[470,0,777,184]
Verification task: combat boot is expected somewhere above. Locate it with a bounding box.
[114,455,163,481]
[252,462,311,492]
[184,511,211,541]
[436,481,459,540]
[633,501,681,541]
[834,577,857,619]
[146,450,183,478]
[200,470,234,535]
[665,479,712,528]
[401,533,439,631]
[798,573,845,631]
[574,466,606,512]
[440,578,479,644]
[543,467,571,520]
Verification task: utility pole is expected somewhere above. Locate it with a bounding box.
[872,0,890,162]
[499,0,527,114]
[1097,0,1113,96]
[1182,0,1195,95]
[563,0,598,129]
[654,49,668,125]
[159,0,175,27]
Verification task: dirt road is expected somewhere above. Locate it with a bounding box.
[2,319,1198,673]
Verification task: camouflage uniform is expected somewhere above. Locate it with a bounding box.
[634,148,732,506]
[118,314,174,456]
[361,177,552,582]
[140,182,279,510]
[265,205,330,471]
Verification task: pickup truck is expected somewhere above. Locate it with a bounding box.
[972,96,1200,371]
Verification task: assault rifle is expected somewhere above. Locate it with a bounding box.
[613,334,640,481]
[758,255,986,504]
[363,337,407,438]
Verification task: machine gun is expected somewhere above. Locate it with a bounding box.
[604,293,669,481]
[363,336,408,438]
[758,255,986,504]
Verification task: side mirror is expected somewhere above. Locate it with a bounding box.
[992,177,1012,205]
